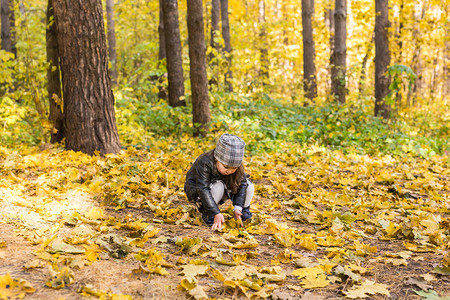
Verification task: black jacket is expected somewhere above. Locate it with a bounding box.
[184,150,248,217]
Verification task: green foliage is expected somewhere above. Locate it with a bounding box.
[385,64,417,105]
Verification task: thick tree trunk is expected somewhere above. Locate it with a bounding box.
[106,0,117,86]
[157,0,167,101]
[374,0,391,119]
[220,0,233,92]
[258,0,269,83]
[46,0,64,144]
[332,0,346,103]
[53,0,121,155]
[162,0,185,107]
[187,0,210,136]
[301,0,317,100]
[1,0,16,58]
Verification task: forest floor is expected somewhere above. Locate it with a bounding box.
[0,145,449,300]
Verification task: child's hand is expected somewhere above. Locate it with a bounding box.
[233,210,243,227]
[211,213,225,231]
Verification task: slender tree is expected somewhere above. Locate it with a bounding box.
[358,32,374,97]
[332,0,346,103]
[106,0,117,86]
[187,0,210,136]
[258,0,269,83]
[374,0,391,118]
[210,0,220,55]
[157,0,167,101]
[407,0,426,106]
[326,0,335,99]
[53,0,121,155]
[301,0,317,100]
[46,0,64,143]
[162,0,185,107]
[1,0,16,58]
[208,0,220,86]
[220,0,233,91]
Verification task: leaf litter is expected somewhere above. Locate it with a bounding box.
[0,143,449,299]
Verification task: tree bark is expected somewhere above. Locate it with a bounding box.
[158,0,167,101]
[1,0,16,58]
[220,0,233,92]
[106,0,117,86]
[53,0,121,155]
[258,0,269,83]
[301,0,317,100]
[187,0,210,136]
[210,0,220,54]
[46,0,64,144]
[332,0,346,103]
[326,0,335,100]
[374,0,391,119]
[358,32,374,97]
[208,0,220,86]
[162,0,185,107]
[407,0,426,106]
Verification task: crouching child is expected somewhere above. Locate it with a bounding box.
[184,134,254,231]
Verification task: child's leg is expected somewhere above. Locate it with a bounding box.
[210,181,226,205]
[243,179,254,207]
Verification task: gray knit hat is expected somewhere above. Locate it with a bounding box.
[214,134,246,168]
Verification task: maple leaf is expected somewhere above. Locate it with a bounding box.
[180,264,209,277]
[46,265,75,289]
[343,280,390,298]
[0,273,35,299]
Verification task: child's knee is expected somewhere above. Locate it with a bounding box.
[210,181,226,204]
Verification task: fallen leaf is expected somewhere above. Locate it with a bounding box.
[0,273,35,299]
[343,280,390,298]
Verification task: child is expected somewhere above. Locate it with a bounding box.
[184,134,254,231]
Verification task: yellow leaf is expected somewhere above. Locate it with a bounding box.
[46,266,75,289]
[301,273,330,288]
[343,280,390,298]
[297,234,318,251]
[84,207,104,220]
[292,267,324,279]
[180,264,209,277]
[274,229,297,247]
[216,254,239,266]
[0,273,35,299]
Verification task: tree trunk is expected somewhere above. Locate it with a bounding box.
[53,0,121,155]
[407,0,426,106]
[220,0,233,92]
[157,0,167,101]
[374,0,391,119]
[332,0,346,103]
[210,0,220,55]
[1,0,16,58]
[208,0,220,86]
[187,0,210,136]
[326,0,335,100]
[301,0,317,100]
[358,31,374,97]
[162,0,185,107]
[46,0,64,144]
[258,0,269,83]
[106,0,117,86]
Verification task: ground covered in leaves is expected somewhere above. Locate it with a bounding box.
[0,139,449,300]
